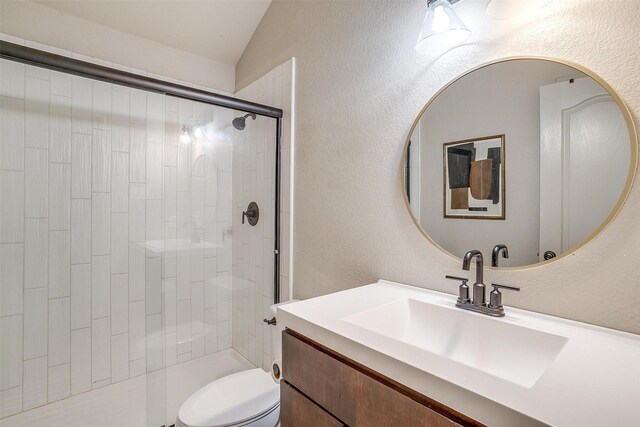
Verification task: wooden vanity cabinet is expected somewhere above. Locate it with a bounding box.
[281,329,484,427]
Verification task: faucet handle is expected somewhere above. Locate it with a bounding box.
[445,275,470,304]
[489,283,520,310]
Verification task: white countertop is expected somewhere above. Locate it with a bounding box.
[278,280,640,427]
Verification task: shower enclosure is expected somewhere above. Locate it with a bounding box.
[0,41,283,426]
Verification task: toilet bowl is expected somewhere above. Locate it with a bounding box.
[176,368,280,427]
[176,300,298,427]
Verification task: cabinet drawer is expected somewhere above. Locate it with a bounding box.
[283,329,358,424]
[282,329,483,427]
[280,381,344,427]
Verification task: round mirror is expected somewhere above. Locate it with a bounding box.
[403,58,637,268]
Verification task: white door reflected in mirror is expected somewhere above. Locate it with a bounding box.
[403,58,637,268]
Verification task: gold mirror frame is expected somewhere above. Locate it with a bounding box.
[401,56,638,270]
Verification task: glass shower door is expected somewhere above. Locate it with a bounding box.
[0,54,279,427]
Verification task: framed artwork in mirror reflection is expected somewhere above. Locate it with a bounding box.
[443,135,505,219]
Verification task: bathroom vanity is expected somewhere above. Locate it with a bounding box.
[277,281,640,427]
[281,328,480,426]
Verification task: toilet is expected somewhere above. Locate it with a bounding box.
[176,301,297,427]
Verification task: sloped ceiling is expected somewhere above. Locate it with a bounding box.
[32,0,271,65]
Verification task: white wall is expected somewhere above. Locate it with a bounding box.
[231,59,295,371]
[0,1,235,93]
[236,0,640,334]
[417,60,578,267]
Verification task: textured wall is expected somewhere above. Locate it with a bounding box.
[236,0,640,334]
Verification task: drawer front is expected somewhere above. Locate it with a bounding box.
[280,381,344,427]
[356,372,459,427]
[282,328,358,425]
[283,329,483,427]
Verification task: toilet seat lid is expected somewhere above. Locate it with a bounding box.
[178,368,279,427]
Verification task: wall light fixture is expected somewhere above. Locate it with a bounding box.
[416,0,470,54]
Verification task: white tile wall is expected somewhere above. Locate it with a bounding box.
[231,59,295,370]
[0,46,248,422]
[0,244,23,316]
[111,274,129,335]
[70,199,91,265]
[23,288,47,360]
[70,328,91,395]
[91,255,111,320]
[92,194,111,256]
[0,170,24,243]
[71,134,91,199]
[48,363,70,402]
[48,231,70,298]
[1,315,23,390]
[0,96,25,171]
[48,163,71,230]
[91,317,110,383]
[48,297,70,367]
[70,264,91,330]
[24,148,48,218]
[24,219,48,289]
[49,95,72,164]
[23,357,47,410]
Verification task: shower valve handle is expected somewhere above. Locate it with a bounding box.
[242,202,260,226]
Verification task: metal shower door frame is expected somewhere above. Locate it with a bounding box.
[0,40,283,304]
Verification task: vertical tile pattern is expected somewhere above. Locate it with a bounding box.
[0,96,25,170]
[91,255,110,319]
[24,148,48,218]
[71,134,91,199]
[111,213,128,273]
[0,244,23,316]
[92,129,111,193]
[71,264,91,330]
[0,170,24,243]
[92,193,110,255]
[23,357,47,410]
[111,273,128,335]
[23,288,48,360]
[0,315,23,390]
[25,76,49,150]
[48,163,71,230]
[48,363,70,402]
[48,297,70,367]
[48,231,71,298]
[24,219,48,289]
[71,199,91,264]
[0,56,255,418]
[91,317,110,384]
[70,328,91,395]
[49,95,72,164]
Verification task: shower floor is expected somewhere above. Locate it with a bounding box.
[0,349,255,427]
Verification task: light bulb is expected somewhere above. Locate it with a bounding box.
[416,0,470,54]
[180,132,191,144]
[193,126,204,139]
[432,5,451,32]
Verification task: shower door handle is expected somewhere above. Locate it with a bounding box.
[242,202,259,226]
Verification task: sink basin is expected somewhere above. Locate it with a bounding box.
[341,298,567,388]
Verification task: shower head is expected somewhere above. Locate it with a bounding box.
[232,113,256,131]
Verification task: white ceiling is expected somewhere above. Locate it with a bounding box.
[33,0,272,65]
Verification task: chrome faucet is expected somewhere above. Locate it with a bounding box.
[462,249,485,306]
[492,244,509,267]
[446,249,520,317]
